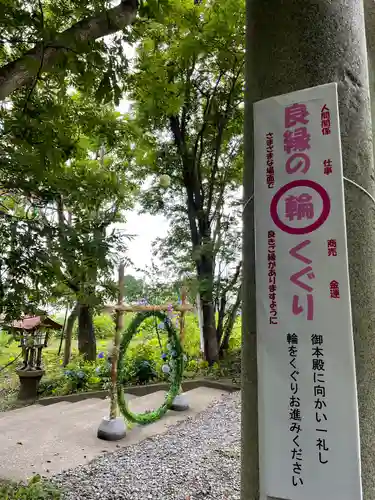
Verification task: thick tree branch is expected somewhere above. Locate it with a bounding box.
[193,70,224,168]
[209,138,241,225]
[0,0,138,100]
[170,115,201,250]
[219,283,242,357]
[206,68,242,216]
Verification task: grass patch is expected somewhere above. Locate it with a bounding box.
[0,476,62,499]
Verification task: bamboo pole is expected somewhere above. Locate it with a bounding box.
[109,262,125,420]
[178,287,187,396]
[103,303,195,314]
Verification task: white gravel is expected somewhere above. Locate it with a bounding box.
[53,391,241,500]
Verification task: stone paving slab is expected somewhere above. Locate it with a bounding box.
[0,387,227,481]
[0,401,71,425]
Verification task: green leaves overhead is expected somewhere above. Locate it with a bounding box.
[124,0,244,361]
[0,0,137,100]
[0,0,245,361]
[0,83,137,318]
[128,0,244,269]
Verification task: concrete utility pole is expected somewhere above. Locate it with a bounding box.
[364,0,375,140]
[242,1,375,499]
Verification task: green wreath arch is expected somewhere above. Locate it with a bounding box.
[117,310,184,425]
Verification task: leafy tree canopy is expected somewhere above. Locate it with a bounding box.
[0,0,139,101]
[0,82,137,319]
[123,0,245,361]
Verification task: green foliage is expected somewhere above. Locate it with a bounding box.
[0,0,133,101]
[122,0,245,358]
[0,0,244,366]
[0,85,137,321]
[0,331,14,349]
[0,476,61,500]
[63,357,102,393]
[130,358,158,385]
[0,312,241,403]
[37,352,107,396]
[124,275,144,303]
[93,314,115,340]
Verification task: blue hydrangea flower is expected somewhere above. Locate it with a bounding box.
[157,322,165,330]
[171,350,177,357]
[64,370,71,376]
[95,367,101,374]
[98,351,104,359]
[162,364,170,374]
[77,371,85,379]
[161,353,168,360]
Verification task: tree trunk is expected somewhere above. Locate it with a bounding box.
[219,285,242,358]
[201,298,218,365]
[198,256,219,365]
[63,302,80,366]
[216,294,227,344]
[78,303,96,361]
[243,1,375,499]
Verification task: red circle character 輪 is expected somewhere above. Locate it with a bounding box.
[270,179,331,235]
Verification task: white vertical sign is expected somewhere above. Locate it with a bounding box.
[253,83,362,500]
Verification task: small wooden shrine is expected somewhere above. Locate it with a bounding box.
[7,315,62,400]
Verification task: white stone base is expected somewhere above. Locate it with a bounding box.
[171,392,189,411]
[97,416,127,441]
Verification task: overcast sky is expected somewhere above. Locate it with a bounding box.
[118,208,169,277]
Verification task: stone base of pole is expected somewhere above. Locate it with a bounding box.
[171,392,189,411]
[97,416,127,441]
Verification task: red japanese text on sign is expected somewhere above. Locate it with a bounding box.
[327,239,337,257]
[268,230,278,324]
[330,280,340,299]
[283,103,316,323]
[321,104,331,135]
[266,132,275,188]
[323,159,333,175]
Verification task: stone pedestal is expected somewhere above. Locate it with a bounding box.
[171,392,189,411]
[16,369,44,401]
[97,416,127,441]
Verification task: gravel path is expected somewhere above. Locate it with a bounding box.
[53,392,241,500]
